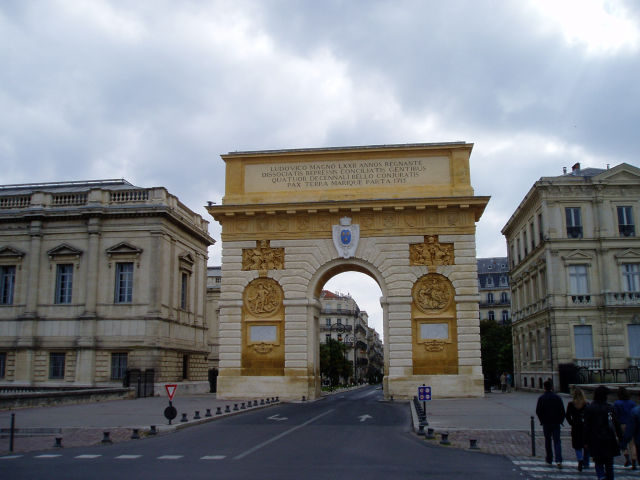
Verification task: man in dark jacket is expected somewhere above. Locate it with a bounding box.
[536,379,566,468]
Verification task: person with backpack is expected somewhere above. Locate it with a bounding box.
[584,386,623,480]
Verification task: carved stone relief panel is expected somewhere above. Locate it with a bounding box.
[242,276,284,315]
[242,240,284,271]
[411,273,454,312]
[409,235,454,267]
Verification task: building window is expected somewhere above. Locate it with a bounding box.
[55,264,73,304]
[115,262,134,303]
[499,275,508,287]
[0,352,5,378]
[326,318,331,326]
[486,276,494,287]
[523,231,528,256]
[530,221,536,250]
[538,213,544,243]
[180,272,189,310]
[0,265,15,305]
[111,353,128,380]
[488,311,495,321]
[628,325,640,363]
[337,318,342,325]
[622,264,640,292]
[500,292,509,303]
[618,206,635,237]
[574,325,594,358]
[487,293,494,304]
[501,310,509,323]
[569,265,589,294]
[49,352,66,379]
[517,238,522,262]
[566,207,583,238]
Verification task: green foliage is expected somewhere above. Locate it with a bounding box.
[480,319,513,386]
[320,338,352,386]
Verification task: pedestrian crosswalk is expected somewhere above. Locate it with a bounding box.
[0,453,228,461]
[512,458,639,479]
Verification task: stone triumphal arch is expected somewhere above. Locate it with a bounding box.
[206,143,489,400]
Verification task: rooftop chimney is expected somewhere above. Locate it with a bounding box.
[572,162,581,173]
[563,167,567,174]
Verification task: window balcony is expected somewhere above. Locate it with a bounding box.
[619,225,636,237]
[570,294,591,305]
[575,358,602,369]
[567,226,583,239]
[604,291,640,306]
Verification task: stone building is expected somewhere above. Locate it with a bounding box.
[318,289,384,383]
[0,179,214,393]
[477,257,510,324]
[502,163,640,390]
[206,266,222,372]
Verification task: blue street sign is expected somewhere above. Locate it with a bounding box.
[418,385,431,401]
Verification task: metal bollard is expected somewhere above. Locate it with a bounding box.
[261,399,265,405]
[426,428,435,439]
[216,407,222,415]
[439,432,451,445]
[149,425,157,435]
[53,437,63,448]
[417,421,426,436]
[131,428,140,440]
[275,397,279,402]
[530,416,536,457]
[390,395,394,402]
[9,413,15,453]
[205,408,212,417]
[225,405,231,413]
[241,402,246,409]
[102,431,113,444]
[469,439,479,449]
[266,398,270,404]
[302,396,306,402]
[180,413,188,422]
[253,400,258,407]
[233,404,239,411]
[194,411,201,420]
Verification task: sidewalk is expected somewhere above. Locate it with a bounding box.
[412,389,628,465]
[0,393,280,454]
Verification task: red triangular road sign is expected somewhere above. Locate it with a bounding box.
[165,384,177,401]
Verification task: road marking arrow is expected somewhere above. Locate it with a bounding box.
[267,414,288,421]
[358,414,373,422]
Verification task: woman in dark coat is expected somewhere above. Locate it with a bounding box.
[566,386,590,471]
[584,386,623,480]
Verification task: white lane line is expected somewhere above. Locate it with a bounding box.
[115,455,142,459]
[0,455,23,460]
[35,454,62,458]
[158,455,183,460]
[201,455,226,460]
[234,409,334,460]
[75,454,102,459]
[353,389,379,399]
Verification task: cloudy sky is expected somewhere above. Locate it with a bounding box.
[2,0,639,338]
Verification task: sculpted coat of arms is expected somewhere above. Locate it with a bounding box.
[333,217,360,259]
[410,235,454,266]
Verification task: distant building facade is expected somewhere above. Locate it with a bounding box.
[477,257,510,324]
[502,163,640,390]
[319,290,384,383]
[0,180,214,392]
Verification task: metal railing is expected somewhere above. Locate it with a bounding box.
[575,358,602,369]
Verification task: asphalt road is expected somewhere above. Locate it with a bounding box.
[1,386,527,480]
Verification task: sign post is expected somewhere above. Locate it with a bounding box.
[418,384,431,414]
[164,384,178,425]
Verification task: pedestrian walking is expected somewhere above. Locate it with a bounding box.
[500,372,507,393]
[536,379,566,468]
[506,372,512,392]
[621,403,640,471]
[584,385,623,480]
[613,386,637,469]
[566,386,590,471]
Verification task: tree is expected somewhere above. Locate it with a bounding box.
[480,319,513,387]
[320,338,351,386]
